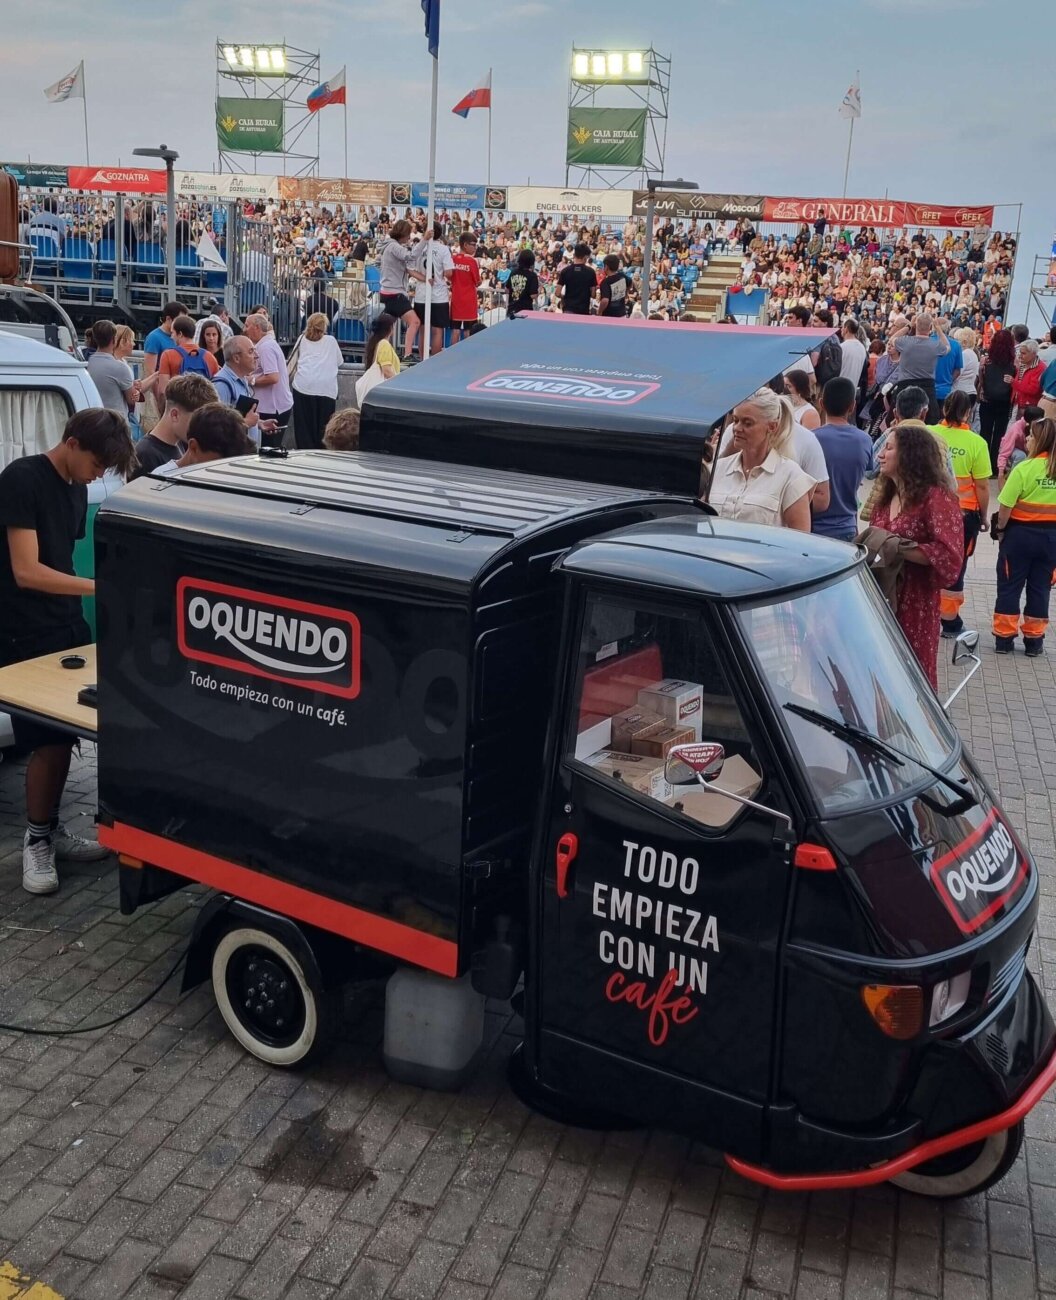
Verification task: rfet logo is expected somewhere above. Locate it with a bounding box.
[929,811,1028,934]
[176,578,361,699]
[467,370,660,406]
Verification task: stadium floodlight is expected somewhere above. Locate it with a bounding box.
[222,43,287,76]
[572,49,651,84]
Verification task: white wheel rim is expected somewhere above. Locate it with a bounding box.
[891,1129,1010,1198]
[211,927,319,1067]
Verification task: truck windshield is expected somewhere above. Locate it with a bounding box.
[737,571,958,814]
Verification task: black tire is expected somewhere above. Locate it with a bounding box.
[211,925,336,1067]
[890,1121,1024,1199]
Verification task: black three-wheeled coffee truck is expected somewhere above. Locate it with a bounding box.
[96,318,1056,1198]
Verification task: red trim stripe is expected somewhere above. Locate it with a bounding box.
[725,1041,1056,1191]
[99,820,459,977]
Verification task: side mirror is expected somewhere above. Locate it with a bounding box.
[665,742,726,787]
[951,629,979,665]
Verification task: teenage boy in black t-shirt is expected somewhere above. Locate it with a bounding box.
[0,408,134,894]
[557,243,597,315]
[599,254,631,318]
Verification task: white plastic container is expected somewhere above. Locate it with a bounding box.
[383,968,485,1090]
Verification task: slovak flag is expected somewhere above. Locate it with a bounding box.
[452,71,491,118]
[307,68,346,113]
[839,78,861,119]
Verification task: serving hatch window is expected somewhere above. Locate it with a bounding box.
[568,592,761,831]
[738,571,957,815]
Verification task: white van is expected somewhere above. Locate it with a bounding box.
[0,330,111,749]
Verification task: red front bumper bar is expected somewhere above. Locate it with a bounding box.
[727,1042,1056,1192]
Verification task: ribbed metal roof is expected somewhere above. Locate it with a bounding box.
[170,450,668,536]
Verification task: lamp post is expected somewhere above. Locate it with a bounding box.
[133,145,180,304]
[640,176,697,319]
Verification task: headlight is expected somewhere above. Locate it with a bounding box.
[930,972,971,1027]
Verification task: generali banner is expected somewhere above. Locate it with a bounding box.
[761,196,995,229]
[67,166,167,194]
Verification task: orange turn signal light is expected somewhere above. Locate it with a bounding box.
[861,984,924,1040]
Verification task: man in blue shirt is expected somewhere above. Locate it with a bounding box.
[933,320,964,404]
[142,301,188,380]
[812,377,874,542]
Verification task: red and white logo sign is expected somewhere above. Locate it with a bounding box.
[929,811,1028,934]
[68,166,167,194]
[177,578,361,699]
[467,369,660,406]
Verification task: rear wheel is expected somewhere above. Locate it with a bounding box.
[890,1121,1024,1198]
[211,926,335,1067]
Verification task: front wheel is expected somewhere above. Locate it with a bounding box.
[890,1121,1024,1199]
[211,926,336,1067]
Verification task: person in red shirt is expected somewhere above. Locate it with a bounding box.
[156,315,220,407]
[449,233,482,343]
[1011,339,1045,415]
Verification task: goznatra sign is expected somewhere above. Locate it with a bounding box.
[566,108,647,169]
[216,98,284,153]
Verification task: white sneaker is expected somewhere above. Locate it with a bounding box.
[22,833,59,894]
[52,823,110,863]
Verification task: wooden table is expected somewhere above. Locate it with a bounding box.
[0,643,98,741]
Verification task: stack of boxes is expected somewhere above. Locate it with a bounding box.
[584,679,704,806]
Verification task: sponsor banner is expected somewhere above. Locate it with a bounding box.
[216,97,284,153]
[566,107,647,169]
[761,196,996,230]
[2,162,70,188]
[632,191,764,221]
[176,171,279,201]
[505,186,634,218]
[467,369,660,407]
[177,577,361,701]
[67,165,166,194]
[409,182,486,209]
[277,176,389,205]
[929,810,1028,935]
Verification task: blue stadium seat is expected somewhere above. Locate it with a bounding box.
[28,231,59,275]
[334,317,366,345]
[365,265,381,293]
[62,237,95,298]
[135,242,164,269]
[205,269,227,290]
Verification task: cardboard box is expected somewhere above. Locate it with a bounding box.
[671,755,762,827]
[610,706,664,752]
[575,714,613,761]
[586,749,673,804]
[630,722,696,761]
[637,679,704,741]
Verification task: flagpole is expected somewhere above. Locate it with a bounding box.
[841,69,858,199]
[423,51,438,361]
[81,62,90,165]
[486,68,492,189]
[343,67,348,177]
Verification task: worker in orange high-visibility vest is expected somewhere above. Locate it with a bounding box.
[929,391,991,638]
[993,416,1056,656]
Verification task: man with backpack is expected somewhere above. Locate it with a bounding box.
[155,314,219,409]
[810,309,845,392]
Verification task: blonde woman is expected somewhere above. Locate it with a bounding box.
[292,312,344,450]
[708,389,814,531]
[952,327,980,400]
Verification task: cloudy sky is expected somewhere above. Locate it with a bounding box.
[4,0,1053,321]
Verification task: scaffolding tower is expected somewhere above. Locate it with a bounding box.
[565,47,670,190]
[216,41,320,177]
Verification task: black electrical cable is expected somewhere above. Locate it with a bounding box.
[0,946,188,1037]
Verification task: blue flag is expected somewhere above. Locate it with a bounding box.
[421,0,439,57]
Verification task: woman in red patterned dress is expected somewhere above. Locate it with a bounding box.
[872,422,964,689]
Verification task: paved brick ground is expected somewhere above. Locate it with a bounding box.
[0,555,1054,1300]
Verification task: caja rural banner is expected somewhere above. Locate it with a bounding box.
[216,98,284,153]
[566,108,647,169]
[67,166,166,194]
[761,196,995,229]
[177,171,279,201]
[506,186,634,218]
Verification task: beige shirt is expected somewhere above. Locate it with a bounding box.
[709,448,814,528]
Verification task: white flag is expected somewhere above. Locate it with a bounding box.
[196,232,226,271]
[839,80,861,119]
[44,61,84,104]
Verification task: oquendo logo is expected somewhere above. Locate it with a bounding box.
[176,578,361,699]
[930,811,1028,934]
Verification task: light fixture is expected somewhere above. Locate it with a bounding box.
[255,48,270,70]
[238,47,255,68]
[573,52,589,77]
[627,51,644,75]
[223,45,238,66]
[607,52,623,76]
[591,54,606,77]
[269,47,285,71]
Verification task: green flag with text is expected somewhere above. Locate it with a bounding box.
[216,98,284,153]
[566,108,647,168]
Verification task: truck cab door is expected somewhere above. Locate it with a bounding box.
[527,587,796,1161]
